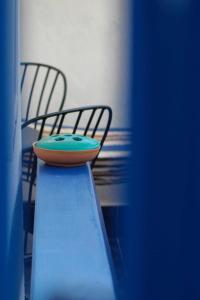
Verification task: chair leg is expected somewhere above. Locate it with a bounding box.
[23,202,35,255]
[27,183,33,204]
[24,232,28,254]
[24,183,33,255]
[24,180,34,257]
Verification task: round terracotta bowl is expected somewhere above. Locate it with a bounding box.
[33,134,100,167]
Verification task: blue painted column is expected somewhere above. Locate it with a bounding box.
[127,1,200,299]
[0,0,24,299]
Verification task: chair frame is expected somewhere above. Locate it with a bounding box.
[22,105,112,253]
[22,105,112,203]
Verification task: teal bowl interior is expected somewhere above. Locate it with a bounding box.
[34,134,100,151]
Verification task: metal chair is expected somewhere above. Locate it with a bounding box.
[21,62,67,122]
[22,105,112,253]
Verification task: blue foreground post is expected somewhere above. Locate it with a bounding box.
[127,1,200,299]
[31,162,117,300]
[0,0,24,299]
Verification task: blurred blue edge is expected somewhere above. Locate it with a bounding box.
[123,0,200,299]
[0,0,24,299]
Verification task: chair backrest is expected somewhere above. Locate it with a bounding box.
[21,62,67,122]
[22,105,112,161]
[22,105,112,189]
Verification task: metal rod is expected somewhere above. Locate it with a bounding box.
[26,65,40,121]
[36,67,50,117]
[73,110,83,134]
[44,71,59,114]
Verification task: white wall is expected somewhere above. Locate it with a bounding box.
[21,0,129,128]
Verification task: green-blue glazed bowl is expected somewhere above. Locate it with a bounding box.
[33,134,100,167]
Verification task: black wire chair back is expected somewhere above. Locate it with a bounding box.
[21,62,67,123]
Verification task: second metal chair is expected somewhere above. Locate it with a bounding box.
[21,62,67,123]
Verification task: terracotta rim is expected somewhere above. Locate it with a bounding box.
[45,162,86,167]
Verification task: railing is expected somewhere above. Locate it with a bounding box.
[30,161,117,300]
